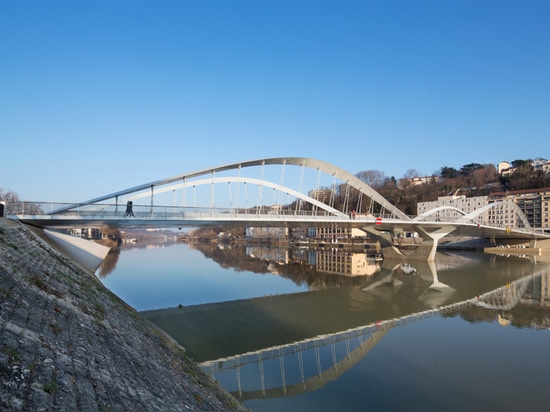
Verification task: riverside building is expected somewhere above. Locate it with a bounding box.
[417,188,550,233]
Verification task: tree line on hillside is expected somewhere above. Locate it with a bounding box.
[352,159,550,215]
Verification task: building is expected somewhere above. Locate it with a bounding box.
[497,158,550,177]
[417,195,489,222]
[291,227,308,239]
[246,227,289,239]
[69,228,103,239]
[315,227,366,242]
[398,175,439,189]
[497,161,512,175]
[532,158,549,172]
[489,187,550,231]
[417,188,550,232]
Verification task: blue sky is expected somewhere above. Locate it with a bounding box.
[1,0,549,203]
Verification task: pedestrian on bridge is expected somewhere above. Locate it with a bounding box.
[124,201,134,217]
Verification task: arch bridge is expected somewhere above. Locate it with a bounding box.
[7,157,549,262]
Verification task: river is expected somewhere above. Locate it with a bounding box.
[96,241,550,411]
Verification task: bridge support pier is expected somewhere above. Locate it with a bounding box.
[361,227,406,260]
[363,225,457,262]
[414,226,457,262]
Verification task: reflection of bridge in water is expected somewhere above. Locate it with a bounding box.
[202,325,391,400]
[200,271,545,400]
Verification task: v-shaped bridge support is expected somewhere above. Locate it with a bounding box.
[362,225,457,262]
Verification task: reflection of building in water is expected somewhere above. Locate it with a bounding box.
[246,246,289,264]
[307,249,316,266]
[314,249,380,276]
[278,247,307,263]
[244,246,380,277]
[470,271,550,329]
[521,272,550,307]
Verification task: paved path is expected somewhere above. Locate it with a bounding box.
[0,218,243,411]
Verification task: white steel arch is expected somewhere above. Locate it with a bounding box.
[53,157,410,220]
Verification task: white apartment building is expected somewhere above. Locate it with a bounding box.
[489,188,550,231]
[417,194,520,227]
[417,195,489,222]
[417,188,550,231]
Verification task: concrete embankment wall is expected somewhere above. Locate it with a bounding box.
[0,218,243,411]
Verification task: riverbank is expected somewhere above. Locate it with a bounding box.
[0,218,243,411]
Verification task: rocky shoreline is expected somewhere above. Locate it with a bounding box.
[0,218,243,411]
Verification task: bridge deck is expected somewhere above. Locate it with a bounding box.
[12,210,548,241]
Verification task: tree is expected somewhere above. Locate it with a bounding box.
[511,159,531,168]
[459,163,483,176]
[101,227,122,243]
[440,166,458,179]
[0,188,41,215]
[475,164,497,184]
[403,169,421,179]
[355,170,386,188]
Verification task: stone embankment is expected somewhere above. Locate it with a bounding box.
[0,218,243,411]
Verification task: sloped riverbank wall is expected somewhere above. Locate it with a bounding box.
[0,218,243,411]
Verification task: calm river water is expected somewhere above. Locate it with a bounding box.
[97,241,550,411]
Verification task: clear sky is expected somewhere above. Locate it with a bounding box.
[1,0,549,203]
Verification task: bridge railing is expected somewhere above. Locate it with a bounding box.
[3,200,446,223]
[6,201,373,221]
[6,201,547,235]
[410,213,540,235]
